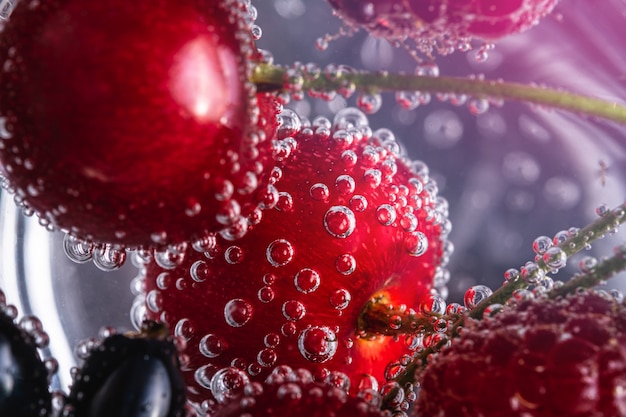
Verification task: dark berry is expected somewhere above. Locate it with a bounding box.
[67,322,186,417]
[0,310,51,417]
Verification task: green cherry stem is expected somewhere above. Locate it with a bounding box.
[548,245,626,299]
[469,203,626,319]
[252,64,626,125]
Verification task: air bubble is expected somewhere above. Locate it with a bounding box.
[349,195,368,212]
[154,245,186,269]
[416,63,440,77]
[92,246,126,271]
[276,192,293,212]
[400,213,418,232]
[266,239,294,267]
[329,289,351,310]
[184,198,202,217]
[341,150,358,167]
[190,260,210,282]
[224,299,253,327]
[395,91,420,110]
[174,318,194,342]
[420,294,446,315]
[404,231,428,257]
[145,290,163,313]
[579,256,598,273]
[504,268,519,282]
[376,204,396,226]
[464,285,493,309]
[543,246,567,271]
[520,262,544,284]
[309,183,329,201]
[532,235,552,255]
[276,108,302,139]
[258,286,275,303]
[333,107,369,130]
[468,97,489,115]
[257,348,278,368]
[323,206,356,238]
[363,169,382,188]
[335,175,356,195]
[335,253,356,275]
[356,93,382,114]
[282,300,306,321]
[298,326,338,363]
[224,246,245,265]
[199,334,227,358]
[63,234,93,263]
[210,367,249,404]
[294,268,321,294]
[264,333,281,348]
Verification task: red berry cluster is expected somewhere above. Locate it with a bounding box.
[416,289,626,417]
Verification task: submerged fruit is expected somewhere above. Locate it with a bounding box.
[416,289,626,417]
[0,310,51,417]
[0,0,278,248]
[67,322,186,417]
[327,0,559,53]
[140,108,450,407]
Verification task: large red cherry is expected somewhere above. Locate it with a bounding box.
[140,108,450,408]
[0,0,278,248]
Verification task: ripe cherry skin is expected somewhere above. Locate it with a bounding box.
[0,0,277,248]
[141,109,449,407]
[327,0,559,42]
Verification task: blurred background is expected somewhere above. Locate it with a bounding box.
[0,0,625,391]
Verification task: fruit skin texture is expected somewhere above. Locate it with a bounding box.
[0,0,278,248]
[416,290,626,417]
[327,0,559,42]
[213,366,386,417]
[141,109,449,406]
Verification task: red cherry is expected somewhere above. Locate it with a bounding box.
[0,0,278,248]
[140,108,449,407]
[326,0,559,45]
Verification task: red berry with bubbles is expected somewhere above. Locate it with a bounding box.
[213,366,386,417]
[416,289,626,417]
[0,0,278,248]
[327,0,559,53]
[140,108,450,408]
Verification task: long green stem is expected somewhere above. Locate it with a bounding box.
[252,64,626,125]
[469,203,626,319]
[549,247,626,299]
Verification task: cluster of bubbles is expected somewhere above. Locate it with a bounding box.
[262,57,500,118]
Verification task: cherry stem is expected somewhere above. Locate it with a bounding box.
[548,246,626,299]
[252,64,626,126]
[469,203,626,319]
[357,295,439,337]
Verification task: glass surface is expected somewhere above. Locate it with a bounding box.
[0,0,625,408]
